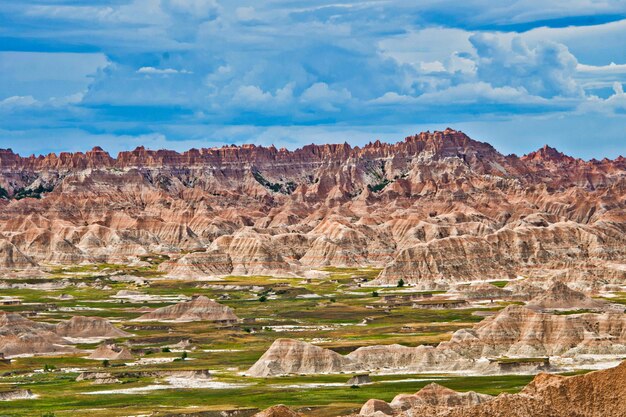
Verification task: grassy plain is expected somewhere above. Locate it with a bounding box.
[0,265,586,416]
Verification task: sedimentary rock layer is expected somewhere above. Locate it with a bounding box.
[0,129,623,286]
[247,305,626,376]
[134,296,239,323]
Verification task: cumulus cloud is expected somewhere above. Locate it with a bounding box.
[300,83,352,111]
[470,33,582,98]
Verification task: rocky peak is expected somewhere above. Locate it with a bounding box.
[522,144,576,164]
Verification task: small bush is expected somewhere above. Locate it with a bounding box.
[397,279,405,288]
[372,291,379,297]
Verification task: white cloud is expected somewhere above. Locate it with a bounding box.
[137,67,192,75]
[470,33,582,98]
[231,83,294,108]
[235,6,257,22]
[419,61,446,73]
[378,27,473,67]
[161,0,220,20]
[369,92,418,105]
[416,82,545,104]
[577,62,626,74]
[0,95,39,109]
[300,82,352,111]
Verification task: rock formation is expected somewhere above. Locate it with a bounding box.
[347,374,372,385]
[525,281,611,311]
[389,383,491,411]
[249,305,626,376]
[443,305,626,358]
[0,129,622,289]
[360,399,394,416]
[451,283,512,300]
[134,296,239,323]
[76,372,121,385]
[87,343,133,360]
[0,389,35,401]
[355,360,626,417]
[247,338,358,377]
[0,312,75,358]
[55,316,131,339]
[253,405,301,417]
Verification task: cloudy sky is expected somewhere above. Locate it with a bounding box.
[1,1,625,158]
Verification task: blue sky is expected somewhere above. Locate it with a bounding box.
[0,1,625,159]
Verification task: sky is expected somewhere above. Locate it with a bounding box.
[0,1,625,159]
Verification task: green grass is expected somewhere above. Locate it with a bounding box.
[0,265,592,417]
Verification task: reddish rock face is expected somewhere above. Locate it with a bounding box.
[0,129,623,286]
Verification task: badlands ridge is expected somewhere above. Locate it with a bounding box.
[0,129,624,290]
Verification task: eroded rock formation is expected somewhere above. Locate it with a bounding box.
[0,129,622,287]
[248,305,626,376]
[0,312,130,358]
[133,296,239,323]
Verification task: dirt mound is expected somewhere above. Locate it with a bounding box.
[254,405,301,417]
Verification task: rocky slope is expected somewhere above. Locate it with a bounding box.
[55,316,131,339]
[248,305,626,376]
[0,129,623,287]
[0,312,129,358]
[525,281,612,311]
[247,338,359,376]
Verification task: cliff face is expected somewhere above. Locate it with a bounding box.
[0,129,624,286]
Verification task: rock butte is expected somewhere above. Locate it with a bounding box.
[247,305,626,376]
[0,129,622,290]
